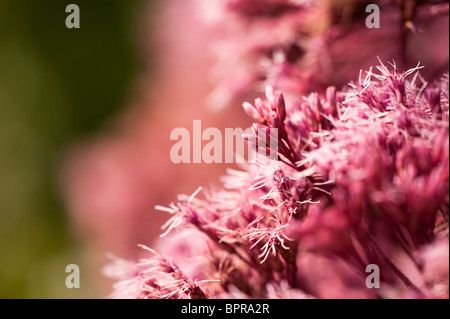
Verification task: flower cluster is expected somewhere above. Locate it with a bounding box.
[199,0,449,109]
[105,62,449,299]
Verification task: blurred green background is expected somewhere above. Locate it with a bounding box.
[0,0,146,298]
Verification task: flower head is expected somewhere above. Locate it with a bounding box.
[105,62,449,298]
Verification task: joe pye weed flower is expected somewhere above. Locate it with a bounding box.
[104,60,449,299]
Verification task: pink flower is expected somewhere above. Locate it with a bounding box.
[420,238,449,298]
[198,0,449,109]
[62,0,448,297]
[105,62,449,298]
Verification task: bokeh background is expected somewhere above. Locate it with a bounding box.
[0,0,145,298]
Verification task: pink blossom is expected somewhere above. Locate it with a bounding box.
[198,0,449,109]
[105,63,449,298]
